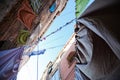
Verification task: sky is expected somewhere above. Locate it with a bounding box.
[17,0,75,80]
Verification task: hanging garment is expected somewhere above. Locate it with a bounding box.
[49,2,56,13]
[75,0,120,79]
[30,0,41,14]
[75,26,120,79]
[75,65,84,80]
[75,65,90,80]
[0,47,24,80]
[17,0,36,30]
[17,30,30,45]
[29,49,46,57]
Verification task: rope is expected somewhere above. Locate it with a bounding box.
[56,10,75,18]
[24,18,76,48]
[39,18,76,42]
[43,35,64,47]
[46,44,65,50]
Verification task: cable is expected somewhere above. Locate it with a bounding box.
[46,44,65,50]
[23,18,76,49]
[58,10,75,18]
[43,35,64,47]
[23,18,76,57]
[39,18,76,41]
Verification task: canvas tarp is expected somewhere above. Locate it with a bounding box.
[75,0,120,79]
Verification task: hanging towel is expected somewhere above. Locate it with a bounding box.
[0,47,24,80]
[17,0,36,30]
[29,49,46,57]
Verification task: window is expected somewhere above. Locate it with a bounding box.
[50,69,61,80]
[67,51,76,67]
[30,0,41,14]
[48,67,52,74]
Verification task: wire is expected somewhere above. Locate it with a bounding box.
[43,35,64,47]
[24,18,76,49]
[46,44,65,50]
[58,10,75,18]
[39,18,76,41]
[23,43,66,57]
[23,18,76,59]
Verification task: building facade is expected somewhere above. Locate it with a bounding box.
[37,0,120,80]
[0,0,68,71]
[41,34,77,80]
[0,0,68,51]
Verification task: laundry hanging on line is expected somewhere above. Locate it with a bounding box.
[17,30,30,45]
[38,18,76,42]
[17,0,36,30]
[0,47,24,80]
[30,0,41,14]
[49,2,57,13]
[29,49,46,57]
[0,18,75,80]
[0,46,46,80]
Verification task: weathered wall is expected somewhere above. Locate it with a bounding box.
[60,43,76,80]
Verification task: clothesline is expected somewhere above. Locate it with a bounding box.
[25,18,76,48]
[40,18,76,41]
[43,35,64,46]
[37,18,76,43]
[23,43,65,57]
[46,44,65,50]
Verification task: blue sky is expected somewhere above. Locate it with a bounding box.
[17,0,75,80]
